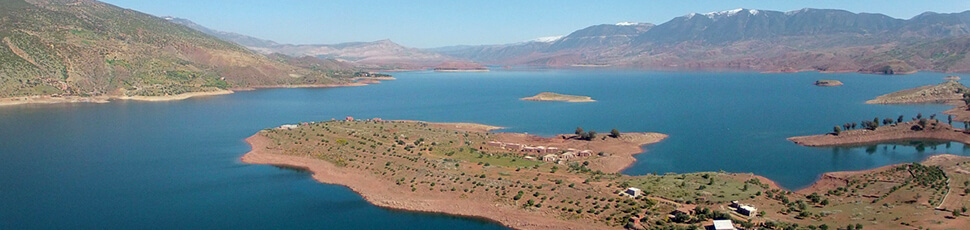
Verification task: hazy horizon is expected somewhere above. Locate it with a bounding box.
[102,0,970,48]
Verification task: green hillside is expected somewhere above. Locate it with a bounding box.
[0,0,350,98]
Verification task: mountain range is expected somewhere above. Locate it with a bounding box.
[2,0,970,99]
[438,8,970,73]
[173,8,970,74]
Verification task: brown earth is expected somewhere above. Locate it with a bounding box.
[242,133,612,230]
[793,155,970,230]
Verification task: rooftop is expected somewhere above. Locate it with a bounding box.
[712,219,736,230]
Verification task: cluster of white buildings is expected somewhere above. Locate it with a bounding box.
[487,141,560,154]
[486,141,595,163]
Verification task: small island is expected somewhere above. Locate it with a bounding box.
[813,80,843,86]
[866,79,968,104]
[521,92,595,102]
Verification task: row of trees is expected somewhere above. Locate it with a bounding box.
[574,127,623,141]
[575,127,596,141]
[833,113,956,135]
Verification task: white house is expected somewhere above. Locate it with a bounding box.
[624,187,642,198]
[542,154,558,162]
[560,151,577,160]
[738,205,757,217]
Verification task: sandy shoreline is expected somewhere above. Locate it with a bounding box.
[0,82,370,107]
[0,95,111,106]
[116,89,234,102]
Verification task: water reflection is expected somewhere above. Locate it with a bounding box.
[273,164,312,173]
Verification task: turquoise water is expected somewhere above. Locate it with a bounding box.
[1,70,967,229]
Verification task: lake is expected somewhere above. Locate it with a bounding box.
[1,70,966,229]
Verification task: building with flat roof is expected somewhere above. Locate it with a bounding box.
[738,205,757,217]
[624,187,642,198]
[711,219,736,230]
[542,154,558,162]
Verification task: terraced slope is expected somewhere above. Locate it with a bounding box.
[0,0,350,98]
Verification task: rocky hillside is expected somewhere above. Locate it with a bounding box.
[0,0,350,98]
[549,23,653,50]
[866,79,969,104]
[162,7,970,74]
[440,8,970,73]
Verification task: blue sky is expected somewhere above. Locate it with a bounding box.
[102,0,970,48]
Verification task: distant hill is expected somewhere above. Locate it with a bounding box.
[0,0,352,98]
[433,23,655,66]
[137,6,970,75]
[166,18,454,70]
[438,8,970,73]
[549,22,654,50]
[264,53,356,72]
[162,16,279,48]
[266,40,454,70]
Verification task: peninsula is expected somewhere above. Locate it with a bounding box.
[242,119,970,229]
[521,92,595,102]
[866,79,968,104]
[862,77,970,123]
[788,119,970,147]
[813,80,843,87]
